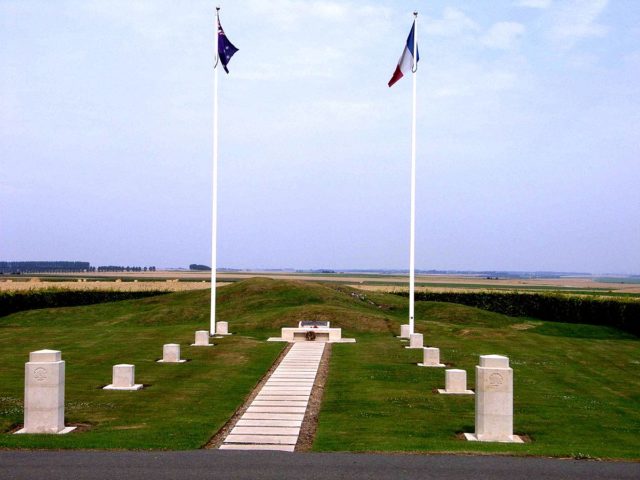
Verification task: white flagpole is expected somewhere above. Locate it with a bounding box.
[211,6,220,336]
[409,12,418,335]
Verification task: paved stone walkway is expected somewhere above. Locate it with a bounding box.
[220,342,325,452]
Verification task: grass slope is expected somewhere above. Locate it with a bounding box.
[1,278,638,458]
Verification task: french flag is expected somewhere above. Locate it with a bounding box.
[388,21,419,87]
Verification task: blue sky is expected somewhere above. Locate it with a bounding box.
[1,0,639,273]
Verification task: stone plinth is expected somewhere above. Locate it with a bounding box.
[216,322,231,335]
[399,324,411,339]
[438,369,474,395]
[405,333,423,349]
[418,347,445,367]
[281,327,342,343]
[192,330,213,346]
[104,364,143,391]
[16,350,76,434]
[464,355,523,443]
[158,344,186,363]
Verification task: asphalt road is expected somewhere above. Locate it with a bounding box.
[1,451,638,480]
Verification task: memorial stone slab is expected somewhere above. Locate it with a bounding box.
[438,369,474,395]
[418,347,445,367]
[16,350,76,434]
[104,364,143,391]
[192,330,213,346]
[399,324,411,339]
[216,321,231,335]
[406,333,423,349]
[158,344,186,363]
[464,355,523,443]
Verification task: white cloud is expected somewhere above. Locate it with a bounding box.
[516,0,553,8]
[482,22,526,50]
[425,7,479,37]
[550,0,609,47]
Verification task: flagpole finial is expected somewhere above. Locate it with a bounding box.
[413,11,418,17]
[216,6,221,12]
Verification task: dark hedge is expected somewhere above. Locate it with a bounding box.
[397,291,639,336]
[0,290,169,318]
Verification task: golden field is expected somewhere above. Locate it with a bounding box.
[1,270,638,295]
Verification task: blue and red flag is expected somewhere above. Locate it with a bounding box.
[217,19,238,74]
[388,21,419,87]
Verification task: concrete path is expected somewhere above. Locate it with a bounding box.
[220,342,325,451]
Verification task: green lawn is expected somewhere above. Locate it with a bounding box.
[0,278,638,458]
[0,289,284,449]
[315,303,640,459]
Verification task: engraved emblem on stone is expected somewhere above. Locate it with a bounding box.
[33,367,48,382]
[488,372,503,388]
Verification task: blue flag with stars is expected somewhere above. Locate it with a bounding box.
[217,19,238,74]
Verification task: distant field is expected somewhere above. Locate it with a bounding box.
[2,270,639,296]
[0,280,224,292]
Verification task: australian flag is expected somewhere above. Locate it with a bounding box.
[217,20,238,74]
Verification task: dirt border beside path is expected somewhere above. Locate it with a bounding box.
[296,342,332,452]
[204,342,292,449]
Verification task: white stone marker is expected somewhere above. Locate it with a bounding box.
[16,350,76,434]
[157,344,186,363]
[438,369,474,395]
[418,347,445,367]
[216,321,231,335]
[399,324,411,339]
[192,330,213,346]
[104,364,143,391]
[406,333,423,349]
[464,355,523,443]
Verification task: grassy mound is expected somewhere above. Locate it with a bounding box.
[217,278,398,335]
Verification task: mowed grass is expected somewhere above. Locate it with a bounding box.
[314,301,640,459]
[0,277,638,458]
[0,289,284,449]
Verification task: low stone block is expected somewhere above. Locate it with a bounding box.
[406,333,423,349]
[418,347,445,367]
[216,321,231,335]
[399,324,411,338]
[158,343,186,363]
[104,364,143,391]
[438,369,474,395]
[192,330,212,346]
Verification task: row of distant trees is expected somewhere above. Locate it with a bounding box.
[0,261,91,274]
[0,262,156,274]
